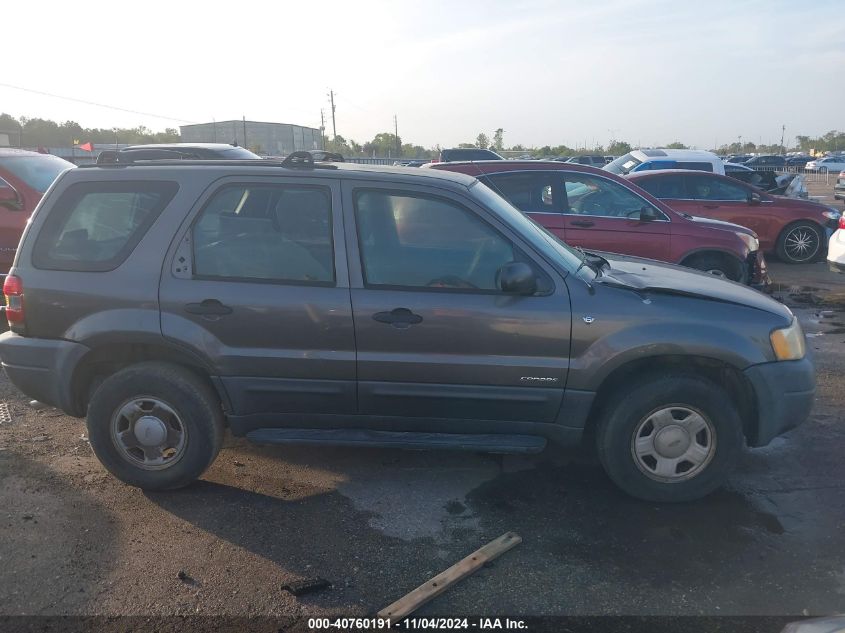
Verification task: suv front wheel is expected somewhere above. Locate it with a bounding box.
[596,374,743,502]
[87,362,224,490]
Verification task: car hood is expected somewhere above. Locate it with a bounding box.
[591,252,791,319]
[769,195,829,214]
[685,214,754,235]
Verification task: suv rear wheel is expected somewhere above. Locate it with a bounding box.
[87,362,224,490]
[596,374,743,502]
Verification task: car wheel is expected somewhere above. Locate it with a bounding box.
[595,374,743,502]
[87,362,224,490]
[776,221,823,264]
[683,253,743,282]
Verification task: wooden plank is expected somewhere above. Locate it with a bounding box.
[377,531,522,620]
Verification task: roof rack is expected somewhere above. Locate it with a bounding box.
[96,148,200,165]
[83,153,339,170]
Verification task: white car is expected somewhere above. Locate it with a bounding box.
[828,216,845,273]
[806,156,845,173]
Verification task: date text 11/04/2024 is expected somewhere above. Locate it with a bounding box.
[308,617,529,630]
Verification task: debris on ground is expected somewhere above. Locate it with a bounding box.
[281,577,332,596]
[378,531,522,620]
[177,570,198,586]
[30,435,49,442]
[28,400,47,410]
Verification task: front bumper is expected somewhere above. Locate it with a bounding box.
[744,357,815,447]
[0,331,89,416]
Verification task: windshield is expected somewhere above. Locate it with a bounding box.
[469,181,594,279]
[220,147,261,159]
[0,155,75,193]
[604,152,642,175]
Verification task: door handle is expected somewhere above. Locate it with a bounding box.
[184,299,233,316]
[372,307,423,329]
[570,219,594,227]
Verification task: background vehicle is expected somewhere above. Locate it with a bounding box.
[725,162,808,197]
[725,154,752,164]
[566,155,607,167]
[431,160,768,286]
[786,155,813,169]
[308,150,345,162]
[828,215,845,273]
[805,156,845,173]
[0,149,74,274]
[434,148,504,163]
[0,155,813,502]
[605,149,725,175]
[835,170,845,205]
[96,143,260,163]
[627,169,841,264]
[744,155,786,170]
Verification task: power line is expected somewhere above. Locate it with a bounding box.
[0,82,198,124]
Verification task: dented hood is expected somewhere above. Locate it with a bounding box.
[592,252,792,319]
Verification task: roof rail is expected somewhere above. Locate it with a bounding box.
[96,148,197,165]
[281,151,316,168]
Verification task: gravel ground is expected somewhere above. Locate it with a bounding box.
[0,259,843,628]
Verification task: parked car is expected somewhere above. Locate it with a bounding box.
[725,162,808,197]
[392,160,427,167]
[308,150,345,162]
[0,153,813,502]
[433,148,504,163]
[0,149,75,275]
[566,155,607,167]
[725,154,752,164]
[744,155,786,170]
[626,169,841,264]
[96,143,260,164]
[429,160,768,287]
[605,149,725,175]
[827,215,845,273]
[786,155,813,169]
[835,170,845,205]
[805,156,845,173]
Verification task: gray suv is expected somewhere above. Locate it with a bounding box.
[0,153,815,502]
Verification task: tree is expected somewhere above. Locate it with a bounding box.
[607,140,632,155]
[475,133,489,149]
[363,132,401,157]
[664,141,688,149]
[492,128,504,151]
[457,142,476,149]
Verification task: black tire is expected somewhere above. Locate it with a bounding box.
[683,253,743,282]
[776,221,823,264]
[87,362,224,490]
[595,373,744,502]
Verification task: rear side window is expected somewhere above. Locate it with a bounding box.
[33,181,177,272]
[192,184,334,285]
[676,162,714,172]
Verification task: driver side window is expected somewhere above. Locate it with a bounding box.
[354,189,515,291]
[561,174,661,219]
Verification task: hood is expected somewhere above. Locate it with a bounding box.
[591,252,791,319]
[685,214,754,235]
[770,195,830,214]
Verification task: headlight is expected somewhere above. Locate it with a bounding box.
[735,232,760,252]
[823,209,841,221]
[770,317,806,361]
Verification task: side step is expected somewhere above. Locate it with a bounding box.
[245,428,547,454]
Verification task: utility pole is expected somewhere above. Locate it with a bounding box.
[320,109,326,149]
[327,90,337,139]
[780,125,786,155]
[394,114,401,157]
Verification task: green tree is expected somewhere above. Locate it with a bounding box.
[607,140,632,155]
[476,133,489,149]
[492,128,504,151]
[664,141,688,149]
[363,132,402,157]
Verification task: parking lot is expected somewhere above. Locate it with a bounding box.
[1,252,843,623]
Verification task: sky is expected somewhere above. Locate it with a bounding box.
[2,0,844,150]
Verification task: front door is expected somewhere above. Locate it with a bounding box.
[159,177,356,419]
[342,182,571,424]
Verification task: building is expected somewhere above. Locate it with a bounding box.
[179,120,322,156]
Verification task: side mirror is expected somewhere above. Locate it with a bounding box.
[497,261,537,296]
[639,206,660,222]
[0,183,22,210]
[748,192,762,205]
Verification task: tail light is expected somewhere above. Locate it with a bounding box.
[3,274,24,327]
[840,215,845,230]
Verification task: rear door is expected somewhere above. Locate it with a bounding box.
[684,174,775,238]
[159,176,356,419]
[342,180,571,424]
[478,171,566,236]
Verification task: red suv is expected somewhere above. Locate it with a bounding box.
[429,161,769,287]
[626,169,841,264]
[0,149,75,274]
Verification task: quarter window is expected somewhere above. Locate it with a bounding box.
[482,173,554,212]
[192,184,334,284]
[33,180,177,272]
[354,190,516,291]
